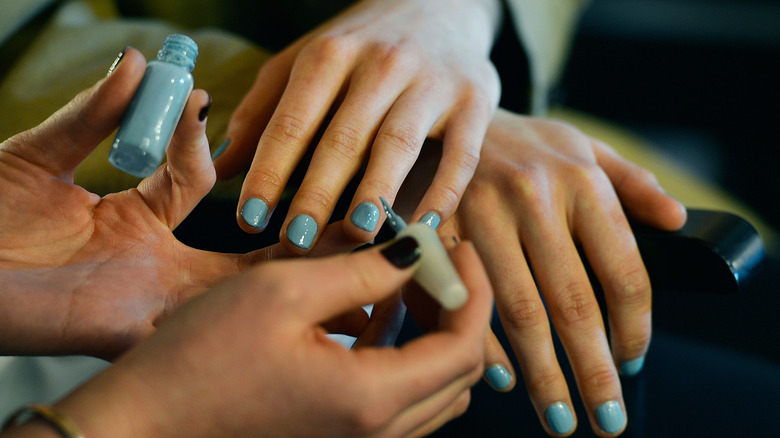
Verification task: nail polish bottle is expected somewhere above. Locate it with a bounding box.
[109,34,198,177]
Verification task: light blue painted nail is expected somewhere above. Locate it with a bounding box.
[620,356,646,377]
[287,214,317,249]
[241,198,269,229]
[211,139,230,160]
[419,211,441,230]
[351,202,380,232]
[545,402,575,435]
[485,364,513,390]
[596,401,625,434]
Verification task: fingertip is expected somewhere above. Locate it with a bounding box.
[344,200,382,242]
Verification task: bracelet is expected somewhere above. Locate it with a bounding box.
[1,404,85,438]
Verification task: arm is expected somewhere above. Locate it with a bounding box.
[2,237,493,438]
[214,0,502,252]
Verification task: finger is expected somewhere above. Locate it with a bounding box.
[342,85,441,240]
[573,180,653,377]
[460,193,577,435]
[524,213,626,436]
[410,93,492,226]
[136,90,215,230]
[281,55,414,250]
[293,236,421,322]
[592,139,687,231]
[8,48,146,179]
[404,390,472,438]
[353,242,492,418]
[214,49,295,179]
[351,292,406,348]
[321,307,370,338]
[236,38,355,233]
[387,376,476,437]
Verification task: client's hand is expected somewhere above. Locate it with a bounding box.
[215,0,501,253]
[0,48,357,359]
[11,238,494,438]
[398,108,686,437]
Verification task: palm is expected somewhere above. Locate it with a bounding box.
[0,152,246,358]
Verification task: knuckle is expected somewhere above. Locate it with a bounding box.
[295,184,333,210]
[611,266,651,310]
[359,177,396,198]
[248,165,286,191]
[321,124,365,163]
[506,164,548,204]
[580,363,618,390]
[305,34,354,65]
[452,391,472,418]
[502,296,548,331]
[341,386,393,435]
[265,112,308,145]
[369,42,413,78]
[377,126,422,161]
[619,329,652,358]
[527,372,563,397]
[552,283,600,326]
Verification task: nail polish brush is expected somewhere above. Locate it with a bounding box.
[380,197,468,310]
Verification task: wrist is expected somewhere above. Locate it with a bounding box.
[51,363,164,438]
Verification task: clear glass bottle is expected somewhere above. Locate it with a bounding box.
[109,34,198,177]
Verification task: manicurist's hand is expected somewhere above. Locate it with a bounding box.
[0,48,358,360]
[3,238,493,438]
[398,108,687,437]
[215,0,502,252]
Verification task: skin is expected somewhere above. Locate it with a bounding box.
[0,49,360,359]
[1,241,495,438]
[396,109,687,437]
[214,0,502,252]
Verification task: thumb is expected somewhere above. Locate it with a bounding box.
[9,48,147,180]
[294,236,422,323]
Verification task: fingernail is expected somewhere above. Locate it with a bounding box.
[107,46,130,76]
[419,211,441,230]
[596,401,625,434]
[620,356,645,377]
[380,236,421,268]
[241,198,269,229]
[198,93,213,122]
[211,139,230,160]
[287,214,317,249]
[545,402,575,435]
[351,202,380,232]
[485,364,513,390]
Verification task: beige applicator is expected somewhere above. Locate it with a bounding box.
[380,198,468,310]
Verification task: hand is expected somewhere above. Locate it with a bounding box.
[215,0,501,252]
[398,108,686,436]
[16,239,495,438]
[0,48,358,359]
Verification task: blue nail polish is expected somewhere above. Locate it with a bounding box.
[241,198,269,229]
[545,402,575,435]
[351,202,380,232]
[287,214,317,249]
[109,34,198,177]
[485,365,513,390]
[596,401,625,434]
[211,139,230,160]
[419,211,441,230]
[620,356,646,377]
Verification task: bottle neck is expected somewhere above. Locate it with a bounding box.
[156,34,198,73]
